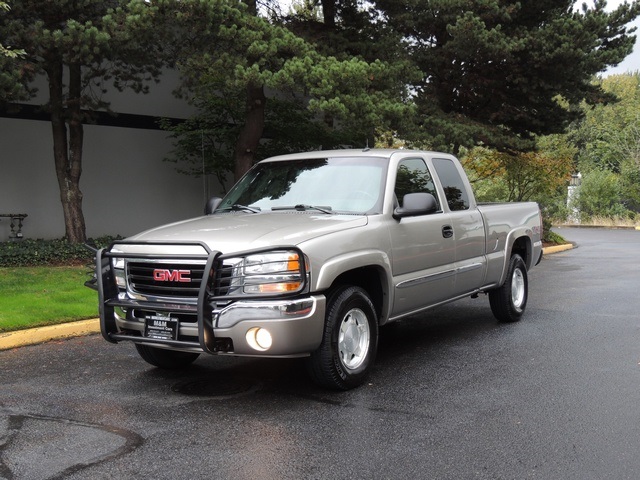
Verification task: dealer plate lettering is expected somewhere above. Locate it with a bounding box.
[144,314,178,341]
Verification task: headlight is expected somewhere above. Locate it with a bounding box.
[220,249,308,296]
[244,252,300,275]
[111,249,126,288]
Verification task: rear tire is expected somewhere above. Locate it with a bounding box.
[135,344,200,369]
[306,286,379,390]
[489,254,528,323]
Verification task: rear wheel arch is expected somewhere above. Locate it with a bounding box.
[510,235,532,269]
[497,233,532,287]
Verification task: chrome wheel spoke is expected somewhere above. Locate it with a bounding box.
[338,309,370,370]
[511,269,525,308]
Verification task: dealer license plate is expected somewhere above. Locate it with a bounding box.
[144,314,178,341]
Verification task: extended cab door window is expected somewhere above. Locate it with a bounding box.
[431,158,470,211]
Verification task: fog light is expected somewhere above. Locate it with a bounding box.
[246,327,273,351]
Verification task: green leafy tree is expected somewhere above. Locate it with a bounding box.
[570,73,640,213]
[374,0,640,154]
[463,135,575,203]
[573,169,631,220]
[0,0,164,243]
[573,73,640,172]
[462,134,576,236]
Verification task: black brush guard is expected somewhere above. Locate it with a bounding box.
[89,240,308,354]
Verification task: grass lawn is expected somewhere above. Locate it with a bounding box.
[0,266,98,333]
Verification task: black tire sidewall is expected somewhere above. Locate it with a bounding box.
[509,255,528,315]
[308,285,379,390]
[328,287,378,380]
[490,254,528,323]
[135,344,200,369]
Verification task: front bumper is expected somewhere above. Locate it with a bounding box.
[94,242,325,358]
[109,296,326,357]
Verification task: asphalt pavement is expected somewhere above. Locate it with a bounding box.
[1,226,639,479]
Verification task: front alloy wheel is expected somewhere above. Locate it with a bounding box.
[338,307,371,370]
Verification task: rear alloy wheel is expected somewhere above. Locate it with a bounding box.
[135,344,200,369]
[306,286,378,390]
[489,254,528,323]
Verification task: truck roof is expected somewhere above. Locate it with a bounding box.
[261,148,449,162]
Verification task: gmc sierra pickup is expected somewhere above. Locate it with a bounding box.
[89,149,543,390]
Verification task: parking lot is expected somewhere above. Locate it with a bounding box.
[1,227,639,479]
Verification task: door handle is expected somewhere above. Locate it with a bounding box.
[442,225,454,239]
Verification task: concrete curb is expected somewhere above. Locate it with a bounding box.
[0,318,100,351]
[555,224,640,231]
[542,243,574,255]
[0,243,577,352]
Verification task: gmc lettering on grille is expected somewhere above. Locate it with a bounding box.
[153,269,191,283]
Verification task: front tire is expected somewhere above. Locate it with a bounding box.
[489,254,528,323]
[135,344,200,369]
[306,286,379,390]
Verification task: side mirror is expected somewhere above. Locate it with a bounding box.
[205,197,223,215]
[393,192,438,219]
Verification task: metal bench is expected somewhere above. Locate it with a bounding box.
[0,214,27,240]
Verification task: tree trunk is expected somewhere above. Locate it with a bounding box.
[320,0,336,28]
[233,84,266,182]
[48,60,87,243]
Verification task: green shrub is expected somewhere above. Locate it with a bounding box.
[0,236,121,267]
[573,169,633,221]
[545,230,567,245]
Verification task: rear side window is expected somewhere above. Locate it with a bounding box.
[395,158,440,209]
[432,158,470,211]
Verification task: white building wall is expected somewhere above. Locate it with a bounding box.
[0,71,223,241]
[0,118,216,240]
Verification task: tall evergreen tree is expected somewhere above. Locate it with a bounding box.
[164,0,415,182]
[374,0,640,153]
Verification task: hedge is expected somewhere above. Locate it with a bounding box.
[0,236,121,267]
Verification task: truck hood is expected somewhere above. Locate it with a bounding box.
[127,212,368,253]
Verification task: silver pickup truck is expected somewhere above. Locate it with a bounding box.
[91,149,542,390]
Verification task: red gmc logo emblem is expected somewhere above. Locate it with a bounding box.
[153,269,191,283]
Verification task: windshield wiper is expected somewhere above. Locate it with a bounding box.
[218,204,261,213]
[272,204,333,214]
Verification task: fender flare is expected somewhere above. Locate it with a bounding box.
[497,228,533,286]
[314,249,394,322]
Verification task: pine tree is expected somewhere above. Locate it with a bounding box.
[374,0,640,153]
[165,0,415,182]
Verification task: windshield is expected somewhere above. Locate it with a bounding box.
[218,156,388,214]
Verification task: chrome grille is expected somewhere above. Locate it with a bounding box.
[127,261,205,298]
[212,262,235,296]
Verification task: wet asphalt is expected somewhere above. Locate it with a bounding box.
[1,227,639,479]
